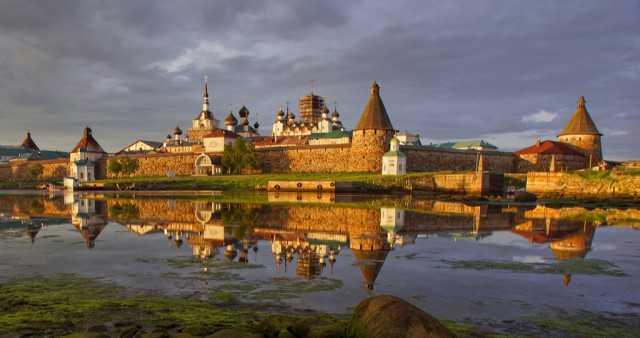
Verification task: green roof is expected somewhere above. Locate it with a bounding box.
[73,159,95,166]
[308,130,352,140]
[431,140,497,150]
[25,150,69,161]
[383,150,406,157]
[0,146,31,157]
[166,142,200,147]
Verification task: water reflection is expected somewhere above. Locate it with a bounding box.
[0,193,637,291]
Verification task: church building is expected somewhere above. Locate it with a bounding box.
[66,127,107,188]
[187,76,220,143]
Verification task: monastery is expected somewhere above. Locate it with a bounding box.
[0,77,612,183]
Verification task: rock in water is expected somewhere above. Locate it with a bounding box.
[347,295,453,338]
[515,190,538,202]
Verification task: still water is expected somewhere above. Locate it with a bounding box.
[0,191,638,324]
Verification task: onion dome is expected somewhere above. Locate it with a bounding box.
[166,134,171,140]
[332,109,339,118]
[287,112,295,120]
[224,245,238,261]
[321,106,330,116]
[276,108,285,117]
[173,125,182,135]
[224,112,238,126]
[254,120,260,129]
[238,105,249,118]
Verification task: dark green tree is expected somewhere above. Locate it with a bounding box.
[107,158,122,177]
[222,138,258,174]
[243,143,258,171]
[119,156,138,176]
[28,164,44,179]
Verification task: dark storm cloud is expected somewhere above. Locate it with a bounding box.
[0,0,637,160]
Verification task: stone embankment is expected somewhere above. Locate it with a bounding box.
[526,172,640,198]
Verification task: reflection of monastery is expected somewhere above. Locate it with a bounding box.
[1,77,617,183]
[3,195,633,289]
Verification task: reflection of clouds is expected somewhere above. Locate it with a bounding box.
[512,255,546,264]
[592,244,616,251]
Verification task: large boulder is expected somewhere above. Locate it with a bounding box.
[347,295,453,338]
[515,189,537,202]
[291,317,343,338]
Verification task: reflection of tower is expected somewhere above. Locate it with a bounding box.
[550,221,596,288]
[190,202,233,259]
[238,240,249,263]
[174,233,183,256]
[71,197,107,249]
[296,251,319,280]
[26,221,43,244]
[328,249,338,274]
[380,208,405,249]
[352,250,390,290]
[224,244,238,261]
[550,221,596,260]
[350,211,391,290]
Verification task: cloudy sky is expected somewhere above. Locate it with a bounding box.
[1,0,638,160]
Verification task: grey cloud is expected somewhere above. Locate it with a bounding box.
[0,0,637,160]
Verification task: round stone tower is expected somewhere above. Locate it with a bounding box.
[350,82,396,172]
[557,95,603,168]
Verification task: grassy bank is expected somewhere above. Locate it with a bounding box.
[91,171,445,191]
[0,181,40,190]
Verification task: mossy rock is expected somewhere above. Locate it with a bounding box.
[141,333,170,338]
[63,334,110,338]
[277,330,296,338]
[253,314,298,338]
[291,317,344,338]
[119,326,140,338]
[346,295,453,338]
[181,325,211,337]
[515,190,537,202]
[206,329,260,337]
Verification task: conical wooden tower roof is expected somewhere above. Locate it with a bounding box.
[21,132,39,151]
[71,127,106,153]
[558,95,602,136]
[355,82,394,130]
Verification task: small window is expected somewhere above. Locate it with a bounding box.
[80,172,84,179]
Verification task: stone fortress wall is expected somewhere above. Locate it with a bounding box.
[97,152,200,179]
[256,144,352,173]
[0,158,68,181]
[0,144,594,180]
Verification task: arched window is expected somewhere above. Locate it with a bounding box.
[80,172,84,179]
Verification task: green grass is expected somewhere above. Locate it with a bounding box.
[614,169,640,177]
[570,170,617,181]
[0,274,262,335]
[441,259,626,276]
[91,171,450,191]
[0,181,40,189]
[526,311,640,337]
